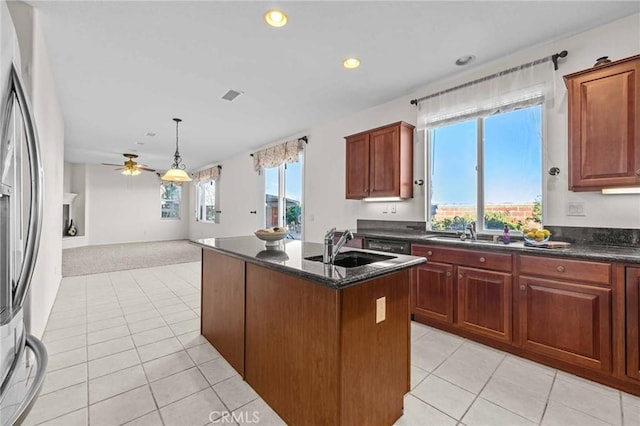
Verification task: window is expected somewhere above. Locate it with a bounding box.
[428,104,542,233]
[160,182,181,219]
[264,153,303,239]
[196,180,218,223]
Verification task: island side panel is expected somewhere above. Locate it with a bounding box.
[201,248,245,376]
[340,269,411,426]
[245,263,340,425]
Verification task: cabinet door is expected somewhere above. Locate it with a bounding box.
[412,261,454,324]
[202,249,245,376]
[369,126,400,197]
[566,57,640,190]
[345,133,370,199]
[627,268,640,380]
[457,267,512,342]
[518,276,612,372]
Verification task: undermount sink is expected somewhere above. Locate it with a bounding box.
[305,251,396,268]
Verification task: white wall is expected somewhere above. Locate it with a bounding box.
[188,154,260,240]
[8,2,66,339]
[86,165,189,245]
[189,13,640,244]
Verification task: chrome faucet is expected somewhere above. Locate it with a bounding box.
[467,221,477,241]
[323,228,336,263]
[323,228,354,264]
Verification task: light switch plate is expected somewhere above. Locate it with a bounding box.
[376,297,386,323]
[390,204,397,214]
[567,202,586,216]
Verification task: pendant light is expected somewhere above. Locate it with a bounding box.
[161,118,192,182]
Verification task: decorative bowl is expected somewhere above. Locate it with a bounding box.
[522,227,551,245]
[254,228,288,246]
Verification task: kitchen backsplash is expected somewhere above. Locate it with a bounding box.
[357,219,428,234]
[535,226,639,247]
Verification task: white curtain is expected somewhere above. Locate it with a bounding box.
[252,139,302,172]
[417,58,555,130]
[191,165,221,182]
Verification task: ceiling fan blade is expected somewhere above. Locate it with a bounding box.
[101,163,123,167]
[138,167,156,172]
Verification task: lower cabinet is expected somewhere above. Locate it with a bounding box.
[517,276,612,372]
[412,261,454,324]
[457,267,512,342]
[627,267,640,380]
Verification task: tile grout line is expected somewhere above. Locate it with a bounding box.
[538,369,558,425]
[110,270,167,426]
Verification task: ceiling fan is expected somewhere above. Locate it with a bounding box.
[102,153,156,176]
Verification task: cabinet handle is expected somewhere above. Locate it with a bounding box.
[557,265,565,272]
[636,169,640,176]
[446,271,451,277]
[458,274,463,279]
[427,251,433,256]
[520,284,526,290]
[479,257,486,263]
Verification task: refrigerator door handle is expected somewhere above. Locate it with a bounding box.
[6,63,43,310]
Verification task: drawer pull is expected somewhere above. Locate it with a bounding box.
[557,265,565,272]
[427,251,433,256]
[479,257,486,263]
[446,271,451,277]
[636,169,640,176]
[520,284,526,290]
[458,274,463,279]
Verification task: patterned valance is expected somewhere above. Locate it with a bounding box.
[252,139,303,172]
[191,165,221,182]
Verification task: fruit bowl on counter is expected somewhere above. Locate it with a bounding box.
[522,227,551,245]
[255,227,288,246]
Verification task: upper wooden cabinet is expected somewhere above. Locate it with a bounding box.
[345,121,414,199]
[564,55,640,191]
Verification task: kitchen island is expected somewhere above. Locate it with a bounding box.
[192,236,426,426]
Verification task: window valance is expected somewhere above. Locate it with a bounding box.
[191,165,221,182]
[252,139,302,172]
[417,57,555,130]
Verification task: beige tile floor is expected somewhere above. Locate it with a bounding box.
[24,262,640,426]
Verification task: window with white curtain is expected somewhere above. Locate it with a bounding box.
[418,58,552,233]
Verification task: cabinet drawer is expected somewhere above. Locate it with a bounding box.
[412,244,512,272]
[518,255,611,285]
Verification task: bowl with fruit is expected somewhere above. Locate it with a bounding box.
[255,227,288,246]
[522,227,551,245]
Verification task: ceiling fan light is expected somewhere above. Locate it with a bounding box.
[161,168,192,182]
[121,168,141,177]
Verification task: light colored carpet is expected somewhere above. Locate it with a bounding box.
[62,239,201,277]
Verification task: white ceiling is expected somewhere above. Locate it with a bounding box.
[32,1,639,172]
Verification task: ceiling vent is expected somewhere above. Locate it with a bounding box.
[221,89,243,101]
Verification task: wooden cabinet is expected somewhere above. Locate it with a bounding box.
[201,249,245,375]
[458,266,512,342]
[345,121,414,199]
[517,255,612,372]
[412,261,454,325]
[564,55,640,191]
[411,244,512,342]
[626,267,640,380]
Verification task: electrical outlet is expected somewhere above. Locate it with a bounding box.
[390,204,397,214]
[376,297,386,323]
[567,202,586,216]
[382,204,388,214]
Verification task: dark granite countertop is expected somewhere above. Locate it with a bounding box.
[353,230,640,264]
[191,236,426,289]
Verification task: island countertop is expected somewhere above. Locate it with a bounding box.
[191,236,426,288]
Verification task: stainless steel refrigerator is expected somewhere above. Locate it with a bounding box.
[0,3,47,424]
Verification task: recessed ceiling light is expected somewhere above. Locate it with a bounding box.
[455,55,476,66]
[145,132,156,137]
[343,57,361,69]
[135,141,145,145]
[221,89,243,102]
[264,9,288,27]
